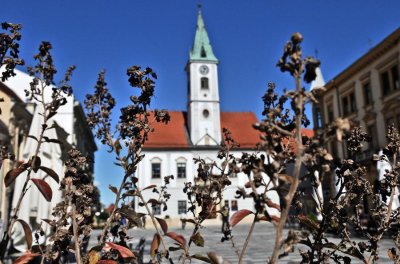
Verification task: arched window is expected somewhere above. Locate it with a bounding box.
[203,109,209,118]
[201,77,209,89]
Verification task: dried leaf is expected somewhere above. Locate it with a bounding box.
[185,219,196,224]
[105,242,135,258]
[114,138,121,156]
[165,232,186,247]
[146,198,160,205]
[31,156,41,172]
[298,215,319,230]
[108,185,118,194]
[388,248,398,261]
[244,181,252,188]
[31,178,52,202]
[26,135,38,141]
[150,233,161,258]
[258,215,280,222]
[191,232,204,247]
[16,219,33,249]
[41,219,56,227]
[278,174,294,184]
[131,176,138,183]
[230,209,253,227]
[97,261,118,264]
[323,153,333,161]
[118,208,144,227]
[88,249,101,264]
[191,254,211,263]
[47,110,57,120]
[14,253,40,264]
[266,200,281,211]
[42,136,62,144]
[39,166,60,183]
[142,184,157,191]
[4,163,29,187]
[155,217,168,234]
[207,252,224,264]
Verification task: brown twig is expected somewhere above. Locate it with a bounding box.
[71,204,82,264]
[239,213,258,264]
[269,66,304,263]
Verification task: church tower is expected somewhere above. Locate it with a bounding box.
[186,5,221,146]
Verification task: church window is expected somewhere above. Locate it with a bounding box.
[152,162,161,179]
[341,91,357,116]
[315,107,322,128]
[152,204,161,215]
[327,103,334,124]
[201,77,209,89]
[363,82,372,106]
[177,162,186,179]
[231,200,238,211]
[380,64,399,96]
[203,109,209,118]
[178,200,187,214]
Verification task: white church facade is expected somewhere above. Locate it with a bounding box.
[136,8,262,220]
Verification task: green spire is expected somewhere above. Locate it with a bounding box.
[190,5,218,63]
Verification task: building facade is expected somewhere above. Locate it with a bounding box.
[136,8,277,221]
[312,27,400,199]
[0,68,97,246]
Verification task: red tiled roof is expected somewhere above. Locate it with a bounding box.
[145,111,190,149]
[220,112,260,148]
[144,111,261,149]
[144,111,314,150]
[301,128,314,138]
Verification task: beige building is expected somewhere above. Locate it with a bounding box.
[0,82,32,230]
[312,27,400,199]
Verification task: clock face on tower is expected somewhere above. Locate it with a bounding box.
[199,65,209,75]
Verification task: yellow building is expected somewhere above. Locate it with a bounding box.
[312,27,400,200]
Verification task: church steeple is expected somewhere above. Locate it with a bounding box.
[189,4,218,62]
[186,4,221,146]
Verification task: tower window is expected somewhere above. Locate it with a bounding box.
[201,77,209,89]
[203,109,210,118]
[201,46,207,58]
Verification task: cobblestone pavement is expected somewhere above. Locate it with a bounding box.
[89,223,396,263]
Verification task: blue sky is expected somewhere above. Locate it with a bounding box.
[1,0,399,205]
